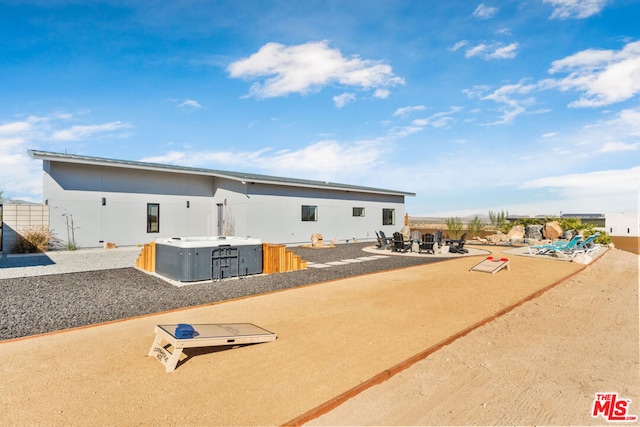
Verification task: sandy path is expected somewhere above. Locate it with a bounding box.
[309,248,640,426]
[0,246,635,426]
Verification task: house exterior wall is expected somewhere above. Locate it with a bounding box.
[605,212,639,236]
[42,160,407,248]
[43,161,219,248]
[241,183,404,244]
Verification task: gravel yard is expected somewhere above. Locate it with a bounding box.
[0,243,450,340]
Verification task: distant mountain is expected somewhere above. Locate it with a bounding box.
[0,199,40,205]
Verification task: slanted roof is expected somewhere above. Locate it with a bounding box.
[28,149,415,197]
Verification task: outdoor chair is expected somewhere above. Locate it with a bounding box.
[392,232,412,253]
[378,231,393,249]
[528,235,581,255]
[375,231,391,250]
[434,230,443,246]
[561,233,601,259]
[418,233,435,254]
[447,233,468,254]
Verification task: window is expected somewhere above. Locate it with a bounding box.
[301,205,318,222]
[382,208,395,225]
[352,207,365,217]
[147,203,159,233]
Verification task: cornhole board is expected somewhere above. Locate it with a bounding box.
[469,256,510,274]
[148,323,277,372]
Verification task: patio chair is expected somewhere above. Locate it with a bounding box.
[448,233,468,254]
[418,233,435,254]
[434,230,443,246]
[560,233,601,259]
[379,231,393,246]
[527,235,581,255]
[375,231,391,250]
[392,232,412,253]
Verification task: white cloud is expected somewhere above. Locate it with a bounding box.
[411,106,463,129]
[473,3,499,19]
[0,114,136,201]
[177,99,203,109]
[465,42,518,60]
[227,40,405,99]
[520,166,640,199]
[572,107,640,154]
[0,121,31,135]
[0,118,47,200]
[393,105,426,116]
[548,41,640,107]
[597,141,640,153]
[51,121,133,141]
[543,0,609,19]
[464,81,537,125]
[140,139,390,184]
[449,40,468,52]
[373,88,390,99]
[333,92,356,108]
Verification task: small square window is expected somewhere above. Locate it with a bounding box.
[353,207,365,217]
[382,208,395,226]
[302,205,318,222]
[147,203,160,233]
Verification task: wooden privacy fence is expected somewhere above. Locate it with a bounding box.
[262,243,307,274]
[136,241,306,275]
[136,242,156,272]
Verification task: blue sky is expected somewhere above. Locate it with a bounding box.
[1,0,639,217]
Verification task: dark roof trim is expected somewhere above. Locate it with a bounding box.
[28,149,415,197]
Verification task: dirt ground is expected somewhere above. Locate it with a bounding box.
[0,245,637,426]
[309,247,640,426]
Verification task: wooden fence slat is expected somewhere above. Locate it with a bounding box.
[261,243,307,274]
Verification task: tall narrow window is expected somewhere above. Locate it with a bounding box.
[147,203,160,233]
[352,207,365,217]
[382,208,395,225]
[301,205,318,222]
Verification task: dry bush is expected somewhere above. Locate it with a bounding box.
[13,226,56,253]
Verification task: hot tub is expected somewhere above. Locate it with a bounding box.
[155,236,263,282]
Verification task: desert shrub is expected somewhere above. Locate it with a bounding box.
[467,216,485,238]
[488,210,509,232]
[445,217,463,239]
[12,226,56,253]
[583,229,611,245]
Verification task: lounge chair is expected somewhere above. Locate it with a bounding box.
[528,235,582,255]
[379,231,393,247]
[418,233,435,254]
[375,231,391,250]
[560,233,601,259]
[392,232,412,253]
[447,233,468,254]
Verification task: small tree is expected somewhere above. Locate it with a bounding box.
[488,210,509,232]
[445,217,463,239]
[62,213,78,250]
[467,216,485,238]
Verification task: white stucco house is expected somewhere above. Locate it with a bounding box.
[28,150,415,248]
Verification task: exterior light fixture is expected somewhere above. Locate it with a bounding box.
[187,201,190,208]
[102,197,106,206]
